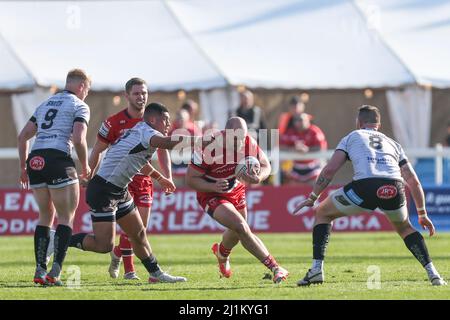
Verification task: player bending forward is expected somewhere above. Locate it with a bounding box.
[69,102,199,283]
[186,117,289,283]
[293,105,447,286]
[88,77,175,280]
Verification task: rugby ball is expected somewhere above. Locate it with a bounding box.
[235,156,260,178]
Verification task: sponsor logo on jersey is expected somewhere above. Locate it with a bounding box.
[120,120,126,124]
[335,195,351,206]
[376,185,398,199]
[98,122,110,138]
[29,156,45,171]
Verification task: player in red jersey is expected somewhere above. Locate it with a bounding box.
[185,117,289,283]
[88,78,175,280]
[280,113,327,184]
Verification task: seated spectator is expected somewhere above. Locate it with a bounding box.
[278,95,313,135]
[180,99,201,133]
[280,113,327,185]
[231,89,267,140]
[169,109,196,185]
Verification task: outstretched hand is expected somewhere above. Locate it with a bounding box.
[292,198,315,215]
[158,176,176,195]
[418,215,435,237]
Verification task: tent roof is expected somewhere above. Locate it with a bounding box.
[0,0,449,91]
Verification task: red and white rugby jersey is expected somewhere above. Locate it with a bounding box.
[97,109,149,178]
[98,109,141,144]
[190,130,261,194]
[280,124,327,169]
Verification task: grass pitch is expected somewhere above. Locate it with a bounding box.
[0,232,449,300]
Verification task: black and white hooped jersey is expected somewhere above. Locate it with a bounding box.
[30,90,90,155]
[96,121,162,189]
[336,128,408,181]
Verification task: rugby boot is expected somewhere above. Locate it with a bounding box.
[212,243,232,278]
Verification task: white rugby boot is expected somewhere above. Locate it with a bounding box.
[108,251,122,279]
[149,270,187,283]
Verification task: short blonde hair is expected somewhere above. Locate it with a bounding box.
[66,68,90,85]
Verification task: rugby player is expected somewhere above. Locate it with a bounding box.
[18,69,91,285]
[69,102,201,283]
[185,117,289,283]
[293,105,447,286]
[88,78,175,280]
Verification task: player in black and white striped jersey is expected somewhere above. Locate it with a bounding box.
[69,102,203,283]
[293,105,447,286]
[17,69,91,286]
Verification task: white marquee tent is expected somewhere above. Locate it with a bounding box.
[1,0,450,147]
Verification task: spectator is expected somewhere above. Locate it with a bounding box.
[278,95,313,135]
[169,109,196,186]
[180,99,200,133]
[280,113,327,185]
[231,90,267,139]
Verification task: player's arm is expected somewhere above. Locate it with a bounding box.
[310,150,347,198]
[141,162,176,194]
[401,162,435,236]
[73,121,91,179]
[292,150,347,214]
[17,120,37,189]
[156,148,172,180]
[89,138,109,176]
[185,165,228,193]
[240,148,272,184]
[150,135,203,150]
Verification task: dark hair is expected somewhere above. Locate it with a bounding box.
[181,99,196,113]
[144,102,169,118]
[289,95,301,105]
[358,105,380,124]
[125,77,146,93]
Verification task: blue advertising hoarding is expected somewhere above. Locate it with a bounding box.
[409,186,450,232]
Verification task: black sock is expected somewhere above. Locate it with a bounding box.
[404,231,432,267]
[34,225,50,270]
[313,224,332,260]
[53,224,72,267]
[69,233,87,250]
[141,255,161,274]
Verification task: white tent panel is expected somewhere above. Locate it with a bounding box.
[0,1,226,91]
[0,34,35,90]
[169,0,416,89]
[357,0,450,87]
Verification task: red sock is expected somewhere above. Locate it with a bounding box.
[262,255,279,272]
[219,242,232,258]
[119,234,135,273]
[113,245,121,258]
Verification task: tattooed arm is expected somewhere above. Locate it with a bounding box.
[292,150,347,214]
[309,150,347,199]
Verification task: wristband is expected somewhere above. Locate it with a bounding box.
[150,171,163,181]
[418,213,427,218]
[309,192,319,201]
[417,206,426,212]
